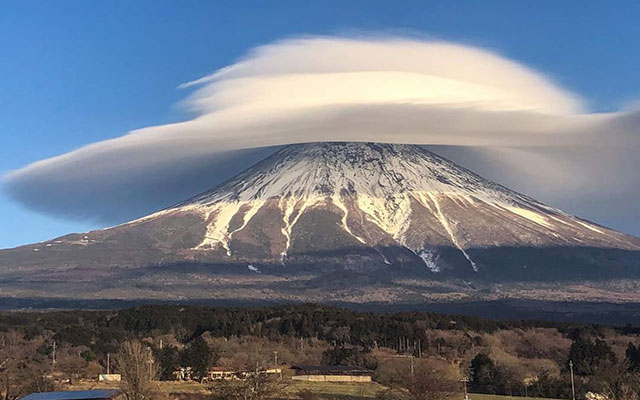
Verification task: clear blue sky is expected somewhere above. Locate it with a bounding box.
[1,0,639,249]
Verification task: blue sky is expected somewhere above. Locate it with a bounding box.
[1,0,640,249]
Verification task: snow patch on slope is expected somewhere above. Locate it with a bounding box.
[575,220,605,234]
[505,206,553,228]
[278,195,323,260]
[356,194,412,241]
[427,193,478,272]
[418,249,440,272]
[196,202,243,255]
[247,264,261,273]
[332,194,367,243]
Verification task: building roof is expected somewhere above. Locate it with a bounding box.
[291,365,373,375]
[19,390,122,400]
[209,366,235,372]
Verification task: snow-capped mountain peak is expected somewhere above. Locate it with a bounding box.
[127,142,640,273]
[4,142,640,303]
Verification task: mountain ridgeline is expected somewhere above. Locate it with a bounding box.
[1,142,640,304]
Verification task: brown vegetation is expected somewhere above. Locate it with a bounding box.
[2,304,640,400]
[116,340,159,400]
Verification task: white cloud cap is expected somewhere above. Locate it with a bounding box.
[3,35,640,235]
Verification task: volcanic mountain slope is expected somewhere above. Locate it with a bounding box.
[2,142,640,302]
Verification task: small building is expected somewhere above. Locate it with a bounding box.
[264,368,282,377]
[208,366,236,380]
[291,365,373,382]
[98,374,121,382]
[207,367,283,381]
[19,390,123,400]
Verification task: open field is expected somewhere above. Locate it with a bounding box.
[470,395,561,400]
[286,380,385,398]
[66,380,561,400]
[285,383,561,400]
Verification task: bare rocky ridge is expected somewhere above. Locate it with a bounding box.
[1,142,640,302]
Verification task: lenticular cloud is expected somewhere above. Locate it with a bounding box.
[183,37,583,115]
[3,36,640,234]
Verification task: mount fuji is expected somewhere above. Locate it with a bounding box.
[2,142,640,305]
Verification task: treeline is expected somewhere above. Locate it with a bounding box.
[2,304,640,400]
[0,303,618,352]
[468,335,640,399]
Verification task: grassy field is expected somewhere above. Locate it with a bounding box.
[470,395,560,400]
[68,380,561,400]
[286,382,561,400]
[286,380,385,398]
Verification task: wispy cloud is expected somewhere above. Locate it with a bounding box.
[3,36,639,234]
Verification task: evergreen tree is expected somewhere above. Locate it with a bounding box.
[156,345,181,381]
[321,345,377,370]
[568,337,617,376]
[181,336,216,381]
[300,316,315,338]
[470,353,497,393]
[626,342,640,372]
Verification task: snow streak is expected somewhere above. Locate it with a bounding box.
[124,143,639,268]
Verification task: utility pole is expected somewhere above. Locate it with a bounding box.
[51,342,56,373]
[462,377,469,400]
[273,351,278,366]
[255,362,260,392]
[107,353,110,374]
[569,360,576,400]
[148,348,154,382]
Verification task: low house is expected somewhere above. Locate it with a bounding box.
[291,365,373,382]
[208,366,236,380]
[207,367,283,381]
[264,368,282,377]
[19,390,123,400]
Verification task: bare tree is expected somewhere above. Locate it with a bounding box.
[57,355,87,385]
[0,331,52,400]
[208,372,286,400]
[116,340,158,400]
[381,359,461,400]
[598,367,640,400]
